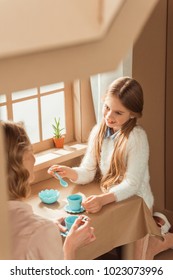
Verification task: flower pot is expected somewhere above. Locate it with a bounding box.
[53,137,65,148]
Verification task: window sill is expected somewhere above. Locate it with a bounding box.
[34,142,87,172]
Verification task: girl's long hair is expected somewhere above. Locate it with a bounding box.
[94,77,144,191]
[1,121,32,200]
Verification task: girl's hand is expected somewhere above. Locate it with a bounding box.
[82,195,103,213]
[48,165,78,181]
[82,193,116,213]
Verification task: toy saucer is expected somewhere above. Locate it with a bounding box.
[64,204,85,214]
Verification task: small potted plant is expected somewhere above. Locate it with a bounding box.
[52,117,65,148]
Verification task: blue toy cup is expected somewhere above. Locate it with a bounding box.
[67,194,82,211]
[65,215,79,231]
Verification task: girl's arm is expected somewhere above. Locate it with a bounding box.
[82,128,150,213]
[109,128,150,202]
[48,125,99,184]
[82,192,116,213]
[48,165,78,181]
[72,125,99,184]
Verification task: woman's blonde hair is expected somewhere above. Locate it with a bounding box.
[1,121,32,200]
[94,77,144,191]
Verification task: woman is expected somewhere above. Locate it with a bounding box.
[1,120,95,260]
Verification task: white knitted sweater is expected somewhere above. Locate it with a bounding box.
[73,125,154,209]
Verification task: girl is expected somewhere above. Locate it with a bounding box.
[1,120,95,260]
[49,76,173,259]
[49,76,154,212]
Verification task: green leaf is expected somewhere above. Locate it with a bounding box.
[52,117,64,138]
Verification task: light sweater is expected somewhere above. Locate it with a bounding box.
[8,200,64,260]
[73,125,154,209]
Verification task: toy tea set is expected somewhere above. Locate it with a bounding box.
[38,170,85,236]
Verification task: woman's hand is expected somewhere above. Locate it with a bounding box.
[55,217,67,233]
[63,215,96,259]
[48,165,78,181]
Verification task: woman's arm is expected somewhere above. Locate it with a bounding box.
[63,216,96,259]
[28,221,64,260]
[29,217,95,260]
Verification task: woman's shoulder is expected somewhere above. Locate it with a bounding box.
[8,200,56,233]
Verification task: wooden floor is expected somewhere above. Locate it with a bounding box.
[96,247,173,260]
[155,249,173,260]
